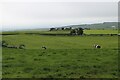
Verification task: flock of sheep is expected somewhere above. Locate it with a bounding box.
[1,40,101,49]
[41,44,101,49]
[1,41,25,49]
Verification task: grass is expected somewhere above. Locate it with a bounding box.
[84,30,118,34]
[2,48,118,78]
[2,29,118,35]
[2,29,119,78]
[2,35,118,49]
[43,30,118,34]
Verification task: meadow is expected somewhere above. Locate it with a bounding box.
[2,29,119,78]
[2,49,118,78]
[2,29,118,35]
[2,35,118,49]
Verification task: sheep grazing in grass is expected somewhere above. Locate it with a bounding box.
[19,44,25,49]
[7,45,17,49]
[94,44,101,49]
[7,46,11,48]
[2,41,8,47]
[1,40,26,49]
[42,46,47,50]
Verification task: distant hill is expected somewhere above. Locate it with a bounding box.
[58,22,118,29]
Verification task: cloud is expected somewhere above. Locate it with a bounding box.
[1,2,118,31]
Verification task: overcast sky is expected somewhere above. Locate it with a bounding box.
[0,1,118,31]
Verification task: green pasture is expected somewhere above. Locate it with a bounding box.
[2,30,119,78]
[84,30,118,34]
[2,29,118,35]
[2,35,118,49]
[2,49,118,78]
[43,30,118,34]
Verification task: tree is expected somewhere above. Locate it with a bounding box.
[70,29,76,35]
[49,28,56,31]
[69,27,72,30]
[77,28,84,35]
[70,28,84,35]
[61,27,64,30]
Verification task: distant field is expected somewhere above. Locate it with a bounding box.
[84,30,118,34]
[2,30,119,78]
[2,29,118,35]
[42,30,118,34]
[2,35,118,49]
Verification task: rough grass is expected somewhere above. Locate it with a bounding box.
[2,30,119,78]
[2,29,118,35]
[2,48,118,78]
[2,35,118,49]
[84,30,118,34]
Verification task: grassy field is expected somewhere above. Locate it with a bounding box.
[84,30,118,34]
[2,29,118,35]
[2,35,118,49]
[2,30,119,78]
[3,49,118,78]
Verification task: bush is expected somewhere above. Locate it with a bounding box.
[70,28,84,35]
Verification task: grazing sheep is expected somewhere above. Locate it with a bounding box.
[96,45,101,48]
[19,44,25,49]
[93,44,97,48]
[12,46,17,49]
[42,46,47,50]
[2,41,8,47]
[7,45,18,49]
[94,44,101,49]
[7,45,14,48]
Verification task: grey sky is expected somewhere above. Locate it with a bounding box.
[1,2,118,31]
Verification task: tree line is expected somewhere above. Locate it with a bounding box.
[50,27,84,35]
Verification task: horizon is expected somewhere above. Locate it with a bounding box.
[1,21,118,32]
